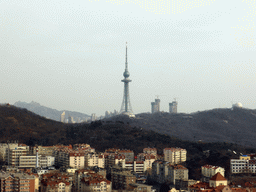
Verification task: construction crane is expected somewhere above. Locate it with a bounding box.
[155,95,167,99]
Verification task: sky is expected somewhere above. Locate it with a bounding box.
[0,0,255,116]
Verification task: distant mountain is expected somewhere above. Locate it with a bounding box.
[0,104,66,145]
[107,107,256,148]
[14,101,89,122]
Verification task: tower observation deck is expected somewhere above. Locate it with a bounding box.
[120,43,135,117]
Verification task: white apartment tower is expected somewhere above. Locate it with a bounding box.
[164,148,187,165]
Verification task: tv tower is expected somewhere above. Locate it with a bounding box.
[120,43,135,117]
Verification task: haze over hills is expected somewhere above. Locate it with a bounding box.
[107,107,256,148]
[9,101,256,148]
[0,104,255,179]
[14,101,89,122]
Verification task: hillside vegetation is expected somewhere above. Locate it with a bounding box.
[0,104,256,179]
[108,108,256,148]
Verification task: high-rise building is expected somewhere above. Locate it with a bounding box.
[151,99,160,113]
[163,148,187,165]
[60,111,66,122]
[68,115,74,123]
[169,101,178,113]
[91,113,96,121]
[120,43,135,118]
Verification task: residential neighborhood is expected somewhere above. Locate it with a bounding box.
[0,142,256,192]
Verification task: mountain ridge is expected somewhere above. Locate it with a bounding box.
[14,101,89,122]
[107,107,256,148]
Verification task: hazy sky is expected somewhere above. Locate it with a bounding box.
[0,0,255,116]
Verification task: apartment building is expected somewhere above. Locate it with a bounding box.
[152,161,169,183]
[0,143,18,161]
[53,146,85,169]
[69,152,85,169]
[107,154,125,168]
[85,153,105,168]
[143,148,157,156]
[119,150,134,162]
[19,155,55,168]
[111,170,136,190]
[0,172,37,192]
[74,169,95,191]
[164,148,187,165]
[7,145,30,167]
[129,183,153,192]
[41,172,72,192]
[120,161,147,173]
[41,180,71,192]
[73,144,95,153]
[81,176,112,192]
[137,154,156,170]
[74,169,111,192]
[167,164,189,185]
[32,146,54,156]
[152,160,188,184]
[230,155,256,174]
[201,165,225,182]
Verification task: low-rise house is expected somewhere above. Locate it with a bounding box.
[188,173,229,192]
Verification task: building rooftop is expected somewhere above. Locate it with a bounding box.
[210,173,227,181]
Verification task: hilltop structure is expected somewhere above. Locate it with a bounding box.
[120,43,135,118]
[169,100,178,113]
[151,99,160,113]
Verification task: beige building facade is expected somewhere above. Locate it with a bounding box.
[164,148,187,165]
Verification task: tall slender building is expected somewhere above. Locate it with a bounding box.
[151,99,160,113]
[120,43,135,117]
[169,101,178,113]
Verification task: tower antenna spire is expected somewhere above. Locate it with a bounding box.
[125,42,128,70]
[120,43,134,117]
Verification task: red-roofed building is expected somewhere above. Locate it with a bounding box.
[143,148,157,156]
[81,177,112,192]
[209,173,227,188]
[40,172,73,192]
[188,182,231,192]
[0,172,37,192]
[73,169,111,192]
